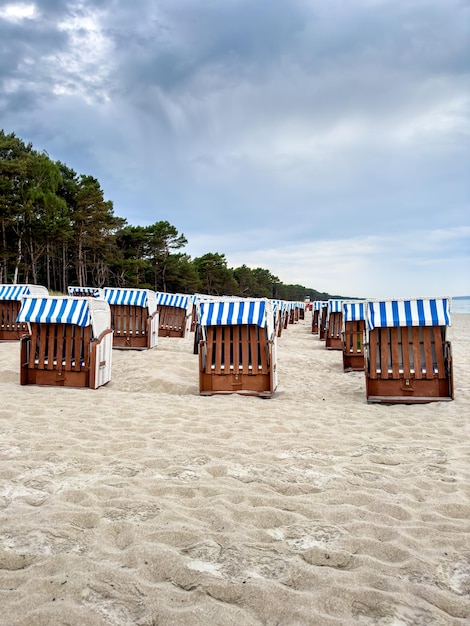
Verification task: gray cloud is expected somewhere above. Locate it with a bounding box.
[1,0,469,297]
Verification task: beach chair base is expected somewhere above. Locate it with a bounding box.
[112,334,148,350]
[199,372,274,398]
[325,337,343,350]
[158,305,189,338]
[343,353,365,372]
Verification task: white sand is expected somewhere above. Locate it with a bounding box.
[1,315,469,625]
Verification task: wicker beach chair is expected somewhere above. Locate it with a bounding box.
[198,298,278,397]
[155,292,193,338]
[325,299,344,350]
[364,297,454,403]
[0,284,48,340]
[318,302,329,340]
[18,296,113,389]
[104,288,159,349]
[342,301,366,371]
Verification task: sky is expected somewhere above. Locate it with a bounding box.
[1,0,469,299]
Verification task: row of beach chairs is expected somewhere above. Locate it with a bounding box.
[1,285,301,397]
[312,298,454,404]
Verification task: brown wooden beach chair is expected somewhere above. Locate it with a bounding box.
[104,288,159,349]
[325,300,344,350]
[0,284,48,340]
[364,298,454,403]
[155,292,193,338]
[198,299,277,397]
[318,302,328,340]
[18,296,113,389]
[342,301,366,371]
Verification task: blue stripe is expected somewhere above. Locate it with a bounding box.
[429,299,438,325]
[391,300,399,327]
[379,301,387,326]
[228,301,234,324]
[417,300,425,326]
[404,301,412,326]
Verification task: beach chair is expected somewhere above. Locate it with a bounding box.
[0,284,49,340]
[325,300,344,350]
[67,286,105,298]
[155,292,193,338]
[198,298,277,397]
[318,302,329,340]
[18,296,113,389]
[104,288,159,349]
[311,300,324,334]
[364,297,454,403]
[342,301,366,371]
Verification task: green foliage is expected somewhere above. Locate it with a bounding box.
[0,129,340,300]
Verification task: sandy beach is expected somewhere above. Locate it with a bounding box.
[1,314,469,625]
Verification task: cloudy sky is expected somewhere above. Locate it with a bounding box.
[1,0,469,298]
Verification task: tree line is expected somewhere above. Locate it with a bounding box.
[1,130,337,301]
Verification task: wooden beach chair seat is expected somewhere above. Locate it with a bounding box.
[325,299,344,350]
[198,298,277,397]
[342,301,366,371]
[104,288,159,350]
[18,296,113,389]
[155,292,193,338]
[0,284,48,341]
[364,298,454,403]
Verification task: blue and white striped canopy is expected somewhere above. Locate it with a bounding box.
[104,288,148,307]
[343,301,365,322]
[313,300,328,311]
[366,298,451,330]
[328,299,344,313]
[199,299,268,328]
[0,284,46,300]
[155,292,190,309]
[17,297,92,327]
[68,286,104,298]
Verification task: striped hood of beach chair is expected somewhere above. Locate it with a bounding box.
[313,300,328,311]
[366,298,451,331]
[68,286,104,298]
[155,292,192,313]
[328,299,344,314]
[343,301,365,322]
[0,284,49,301]
[104,288,157,315]
[199,299,274,338]
[17,296,111,338]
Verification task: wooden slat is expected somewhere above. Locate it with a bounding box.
[433,326,445,377]
[241,325,250,374]
[29,325,39,369]
[72,325,81,371]
[422,327,434,379]
[233,325,240,371]
[390,327,399,378]
[38,325,47,369]
[412,327,422,379]
[380,328,389,379]
[258,327,269,374]
[249,325,258,371]
[65,324,73,369]
[205,328,214,374]
[368,329,378,379]
[56,323,65,368]
[401,326,411,379]
[214,326,223,374]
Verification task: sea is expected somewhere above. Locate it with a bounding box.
[451,296,470,314]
